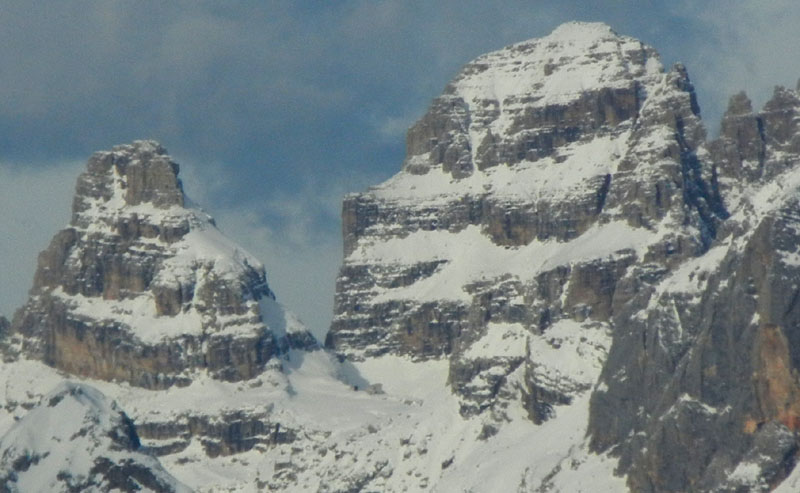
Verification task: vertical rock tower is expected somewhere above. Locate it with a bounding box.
[11,141,315,389]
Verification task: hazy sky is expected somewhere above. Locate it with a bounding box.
[2,1,800,338]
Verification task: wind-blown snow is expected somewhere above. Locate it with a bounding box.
[352,221,651,305]
[452,22,662,136]
[161,217,266,283]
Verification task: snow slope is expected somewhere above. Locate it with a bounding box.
[0,351,626,492]
[0,381,189,493]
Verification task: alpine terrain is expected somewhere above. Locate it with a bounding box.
[3,21,800,492]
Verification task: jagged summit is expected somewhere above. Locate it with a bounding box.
[546,20,616,37]
[401,21,664,179]
[333,19,718,365]
[10,141,316,389]
[449,21,658,109]
[74,140,183,215]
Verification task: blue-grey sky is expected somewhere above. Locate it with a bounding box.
[2,1,800,338]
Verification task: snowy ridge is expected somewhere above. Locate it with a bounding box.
[451,21,661,128]
[0,381,189,493]
[349,222,652,306]
[0,353,624,492]
[372,130,631,205]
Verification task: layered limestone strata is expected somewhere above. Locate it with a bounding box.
[10,140,315,389]
[7,21,800,492]
[328,22,800,491]
[328,22,724,426]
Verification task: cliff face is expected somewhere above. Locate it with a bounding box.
[328,22,723,427]
[590,87,800,492]
[328,22,800,491]
[10,141,316,389]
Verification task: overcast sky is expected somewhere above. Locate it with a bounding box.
[2,1,800,338]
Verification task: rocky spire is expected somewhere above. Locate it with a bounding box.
[10,141,316,389]
[73,141,183,218]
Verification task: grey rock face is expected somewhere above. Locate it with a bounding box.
[136,408,296,458]
[587,85,800,491]
[327,21,800,491]
[10,140,316,389]
[328,22,724,428]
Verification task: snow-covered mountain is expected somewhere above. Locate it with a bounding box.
[330,19,718,444]
[10,140,316,389]
[0,382,189,493]
[5,21,800,492]
[329,21,800,491]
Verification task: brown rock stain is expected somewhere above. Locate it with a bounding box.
[752,324,800,431]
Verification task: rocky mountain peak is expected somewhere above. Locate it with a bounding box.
[330,27,732,463]
[447,21,656,106]
[74,140,183,219]
[712,85,800,192]
[11,141,316,389]
[726,90,755,116]
[403,21,662,178]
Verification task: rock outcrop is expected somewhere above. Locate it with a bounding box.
[9,141,316,389]
[589,85,800,492]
